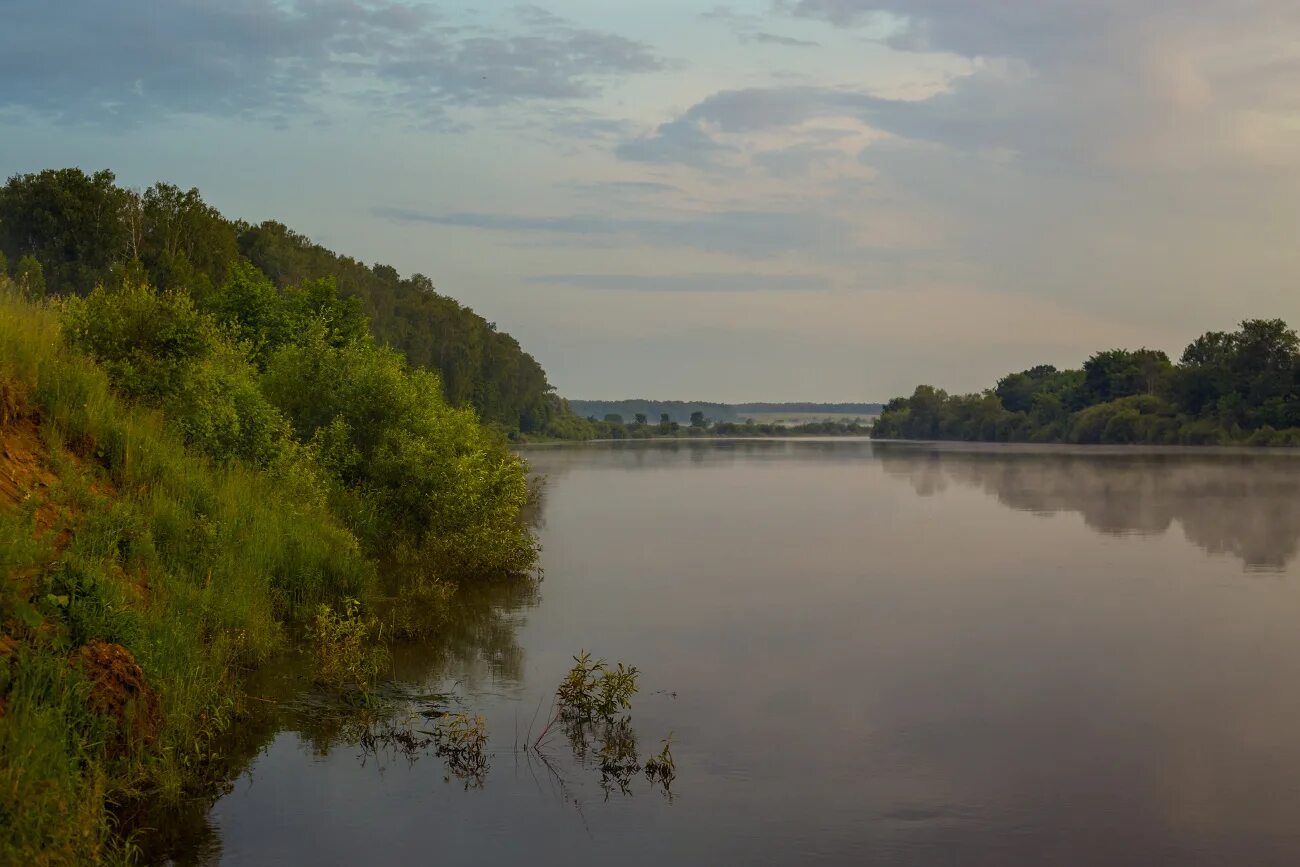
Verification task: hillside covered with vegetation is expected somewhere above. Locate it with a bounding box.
[0,243,536,860]
[873,319,1300,445]
[0,168,561,435]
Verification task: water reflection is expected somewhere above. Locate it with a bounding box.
[151,440,1300,865]
[874,442,1300,570]
[133,571,542,866]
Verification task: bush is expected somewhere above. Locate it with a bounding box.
[309,598,389,694]
[62,282,291,466]
[262,330,537,577]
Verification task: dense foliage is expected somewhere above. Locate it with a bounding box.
[60,271,536,577]
[0,226,540,857]
[0,285,370,862]
[873,319,1300,445]
[0,168,560,434]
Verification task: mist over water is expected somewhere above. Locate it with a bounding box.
[874,442,1300,570]
[178,441,1300,865]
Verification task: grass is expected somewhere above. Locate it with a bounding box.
[0,284,374,863]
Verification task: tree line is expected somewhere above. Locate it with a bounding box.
[567,399,881,425]
[872,319,1300,445]
[548,409,869,440]
[0,167,563,435]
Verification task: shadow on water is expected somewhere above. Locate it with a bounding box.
[872,441,1300,571]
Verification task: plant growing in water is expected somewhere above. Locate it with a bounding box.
[551,650,639,727]
[530,651,675,796]
[434,712,489,785]
[643,735,676,788]
[309,597,389,696]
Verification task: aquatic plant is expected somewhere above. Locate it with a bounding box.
[643,736,676,788]
[553,651,639,725]
[524,651,676,799]
[308,598,389,696]
[434,712,489,785]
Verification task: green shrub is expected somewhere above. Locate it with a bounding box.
[62,281,291,466]
[262,330,537,577]
[309,598,389,694]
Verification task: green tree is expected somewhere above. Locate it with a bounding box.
[139,182,238,297]
[1082,348,1171,403]
[62,281,289,465]
[260,330,536,576]
[0,168,129,295]
[634,412,648,425]
[14,256,44,299]
[689,410,706,428]
[995,364,1058,413]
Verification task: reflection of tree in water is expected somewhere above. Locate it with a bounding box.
[131,571,541,865]
[388,573,539,689]
[877,446,1300,570]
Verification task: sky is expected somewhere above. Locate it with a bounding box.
[3,1,1300,402]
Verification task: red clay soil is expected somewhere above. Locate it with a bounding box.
[0,381,61,539]
[75,640,162,753]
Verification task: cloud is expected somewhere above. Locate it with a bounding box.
[616,86,880,169]
[526,272,831,292]
[778,1,1300,174]
[372,205,850,258]
[750,33,821,48]
[0,1,664,127]
[615,117,738,167]
[700,4,820,48]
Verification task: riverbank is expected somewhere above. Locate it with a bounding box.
[0,288,374,862]
[0,279,537,863]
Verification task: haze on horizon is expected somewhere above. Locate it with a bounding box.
[3,0,1298,403]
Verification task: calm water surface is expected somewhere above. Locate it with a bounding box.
[170,440,1300,865]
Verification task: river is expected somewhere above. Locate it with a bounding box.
[161,439,1300,865]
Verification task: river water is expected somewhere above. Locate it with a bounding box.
[166,440,1300,865]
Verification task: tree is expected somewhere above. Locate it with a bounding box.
[995,364,1058,413]
[139,182,238,296]
[634,412,647,425]
[0,168,130,295]
[689,410,706,428]
[1082,348,1171,403]
[658,412,673,433]
[15,256,44,299]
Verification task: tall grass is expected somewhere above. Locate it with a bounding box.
[0,285,374,863]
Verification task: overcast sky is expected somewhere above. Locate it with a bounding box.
[4,1,1299,401]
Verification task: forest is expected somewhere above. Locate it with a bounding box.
[872,319,1300,445]
[0,168,562,436]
